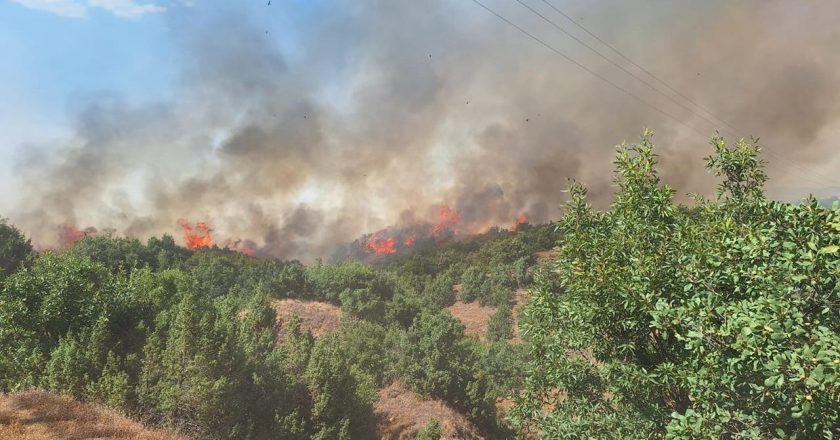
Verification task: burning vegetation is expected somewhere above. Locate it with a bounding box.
[178,220,213,250]
[57,225,97,248]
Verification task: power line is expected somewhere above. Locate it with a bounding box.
[467,0,838,188]
[514,0,731,134]
[532,0,840,187]
[539,0,727,128]
[467,0,710,139]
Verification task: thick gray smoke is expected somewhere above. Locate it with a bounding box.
[8,0,840,260]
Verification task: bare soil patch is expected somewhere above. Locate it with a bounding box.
[447,300,497,341]
[0,391,184,440]
[374,382,485,440]
[448,288,528,342]
[534,249,560,263]
[272,298,343,340]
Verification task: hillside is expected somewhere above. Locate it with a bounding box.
[0,391,184,440]
[272,298,343,340]
[374,382,485,440]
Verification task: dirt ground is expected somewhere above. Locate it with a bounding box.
[272,298,344,340]
[447,288,528,343]
[0,391,184,440]
[374,381,486,440]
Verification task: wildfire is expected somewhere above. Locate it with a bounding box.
[179,220,214,250]
[513,213,528,230]
[226,239,257,256]
[366,230,397,255]
[432,205,460,237]
[403,235,416,247]
[58,225,97,248]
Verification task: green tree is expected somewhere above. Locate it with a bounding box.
[486,304,513,342]
[460,266,485,303]
[414,418,442,440]
[306,334,378,440]
[513,131,840,439]
[0,218,33,278]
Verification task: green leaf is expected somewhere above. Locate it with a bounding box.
[818,245,839,254]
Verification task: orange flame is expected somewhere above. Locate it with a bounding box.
[513,213,528,230]
[179,220,213,250]
[432,205,460,237]
[366,231,396,254]
[403,235,416,247]
[58,225,97,248]
[227,239,256,256]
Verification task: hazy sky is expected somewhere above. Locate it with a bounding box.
[2,0,839,259]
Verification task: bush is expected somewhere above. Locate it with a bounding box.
[459,266,485,303]
[512,132,840,438]
[414,418,442,440]
[422,273,456,309]
[486,305,513,342]
[0,218,33,278]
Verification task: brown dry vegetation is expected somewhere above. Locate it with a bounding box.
[446,300,497,341]
[272,298,343,340]
[534,249,560,263]
[374,382,485,440]
[447,288,528,343]
[0,391,184,440]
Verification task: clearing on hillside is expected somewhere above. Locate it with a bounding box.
[272,298,344,340]
[374,381,485,440]
[447,287,528,342]
[0,391,184,440]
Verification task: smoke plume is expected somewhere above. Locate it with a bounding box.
[8,0,840,260]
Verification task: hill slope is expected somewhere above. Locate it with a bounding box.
[0,391,184,440]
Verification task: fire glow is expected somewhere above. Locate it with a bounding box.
[513,213,528,230]
[58,225,97,248]
[226,239,257,256]
[432,205,460,237]
[363,205,462,256]
[366,229,398,255]
[179,220,213,250]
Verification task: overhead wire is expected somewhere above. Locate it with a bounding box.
[539,0,727,127]
[467,0,710,139]
[533,0,840,187]
[467,0,839,188]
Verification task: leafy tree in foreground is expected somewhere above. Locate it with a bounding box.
[0,218,33,278]
[512,131,840,439]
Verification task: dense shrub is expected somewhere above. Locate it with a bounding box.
[513,132,840,439]
[486,304,513,342]
[460,266,485,303]
[0,218,33,278]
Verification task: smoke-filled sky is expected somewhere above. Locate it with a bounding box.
[2,0,840,260]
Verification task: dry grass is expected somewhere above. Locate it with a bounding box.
[374,382,485,440]
[448,288,528,343]
[272,298,343,340]
[0,391,184,440]
[534,249,560,263]
[447,299,497,341]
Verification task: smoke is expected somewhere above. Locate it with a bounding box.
[8,0,840,260]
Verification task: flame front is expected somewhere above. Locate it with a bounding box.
[432,205,460,237]
[403,235,416,247]
[179,220,214,250]
[58,225,97,248]
[227,239,256,256]
[366,231,396,254]
[513,213,528,230]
